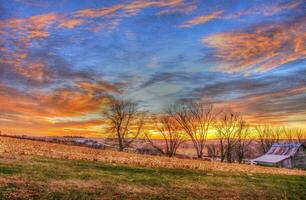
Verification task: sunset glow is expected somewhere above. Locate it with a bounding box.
[0,0,305,137]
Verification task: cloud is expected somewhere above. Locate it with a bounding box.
[140,65,306,125]
[178,10,223,28]
[214,85,306,125]
[0,79,120,117]
[202,15,306,72]
[72,0,188,21]
[225,0,303,19]
[58,18,84,29]
[0,78,121,135]
[1,0,305,134]
[73,4,125,18]
[125,0,183,11]
[156,1,197,15]
[0,0,192,82]
[189,67,306,125]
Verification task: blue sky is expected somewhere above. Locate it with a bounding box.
[0,0,305,136]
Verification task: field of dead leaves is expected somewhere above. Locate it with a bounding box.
[0,136,305,176]
[1,136,306,199]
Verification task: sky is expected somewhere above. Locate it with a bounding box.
[0,0,305,137]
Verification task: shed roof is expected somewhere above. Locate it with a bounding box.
[252,143,304,164]
[252,155,290,163]
[266,143,303,156]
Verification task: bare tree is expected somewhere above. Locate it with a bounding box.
[206,144,219,160]
[215,127,226,162]
[283,128,305,143]
[294,129,306,144]
[255,125,283,154]
[168,102,214,159]
[215,111,242,163]
[104,100,145,151]
[235,120,252,164]
[145,114,185,157]
[284,128,294,143]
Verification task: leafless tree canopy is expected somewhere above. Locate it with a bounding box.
[283,128,305,143]
[103,99,304,160]
[206,144,219,159]
[235,120,252,163]
[145,114,185,157]
[104,100,145,151]
[167,102,214,158]
[215,111,245,163]
[255,125,283,154]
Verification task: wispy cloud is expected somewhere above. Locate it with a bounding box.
[178,10,223,28]
[156,0,197,15]
[0,0,192,82]
[0,78,122,135]
[73,4,125,18]
[202,15,306,72]
[1,0,305,135]
[225,0,302,19]
[214,85,306,125]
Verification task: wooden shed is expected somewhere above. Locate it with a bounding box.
[251,143,306,169]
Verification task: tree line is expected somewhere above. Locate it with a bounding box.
[104,100,305,163]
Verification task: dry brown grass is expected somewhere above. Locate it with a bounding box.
[0,136,305,176]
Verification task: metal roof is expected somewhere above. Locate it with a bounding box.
[252,155,290,163]
[266,143,302,156]
[252,143,304,164]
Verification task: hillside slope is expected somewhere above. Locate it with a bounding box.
[0,136,305,199]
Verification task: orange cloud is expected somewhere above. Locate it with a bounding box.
[125,0,182,11]
[14,61,46,81]
[1,13,58,40]
[72,0,185,19]
[58,18,84,29]
[77,80,122,94]
[178,10,223,28]
[202,17,306,72]
[0,80,120,136]
[0,79,121,118]
[0,13,61,82]
[26,13,58,38]
[0,13,81,82]
[0,0,191,82]
[73,4,124,18]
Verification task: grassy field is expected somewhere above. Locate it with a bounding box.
[0,137,305,200]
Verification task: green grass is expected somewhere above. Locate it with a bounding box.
[0,156,305,200]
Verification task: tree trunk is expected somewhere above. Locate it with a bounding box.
[220,144,225,162]
[226,148,232,163]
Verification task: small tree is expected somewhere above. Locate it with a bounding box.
[283,128,305,143]
[168,102,214,158]
[294,129,306,144]
[255,125,283,154]
[104,100,145,151]
[206,143,219,160]
[215,111,241,163]
[145,114,185,157]
[235,120,252,164]
[215,128,226,162]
